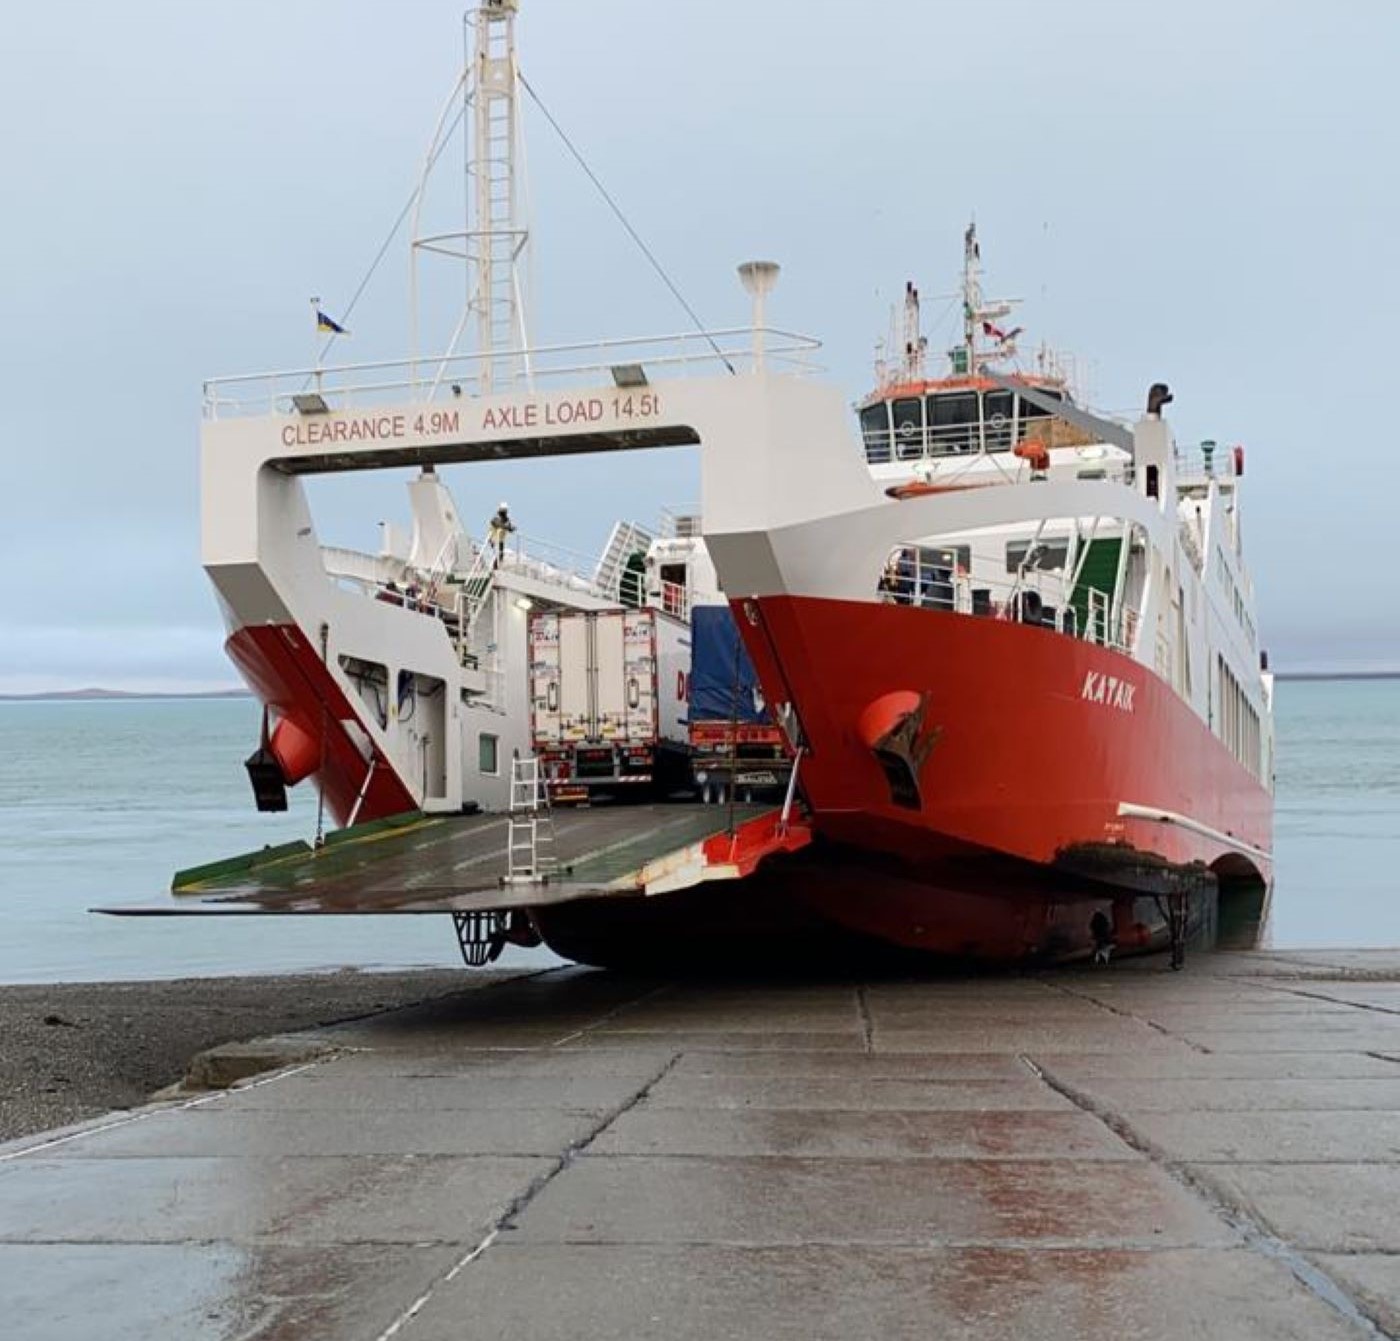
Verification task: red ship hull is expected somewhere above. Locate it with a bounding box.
[227,623,416,827]
[730,595,1273,962]
[221,606,1271,968]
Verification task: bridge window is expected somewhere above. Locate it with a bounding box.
[984,390,1013,451]
[1016,388,1062,438]
[928,392,978,455]
[859,403,891,463]
[892,397,924,459]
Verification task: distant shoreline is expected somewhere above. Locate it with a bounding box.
[0,689,251,703]
[1273,671,1400,683]
[2,674,1396,703]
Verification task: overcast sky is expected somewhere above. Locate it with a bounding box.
[2,0,1396,690]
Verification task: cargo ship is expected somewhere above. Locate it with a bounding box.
[127,1,1272,969]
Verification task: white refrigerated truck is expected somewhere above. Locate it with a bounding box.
[529,607,691,800]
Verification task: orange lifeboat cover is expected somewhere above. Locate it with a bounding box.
[270,714,321,786]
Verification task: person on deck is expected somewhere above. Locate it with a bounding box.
[878,557,901,603]
[488,503,516,569]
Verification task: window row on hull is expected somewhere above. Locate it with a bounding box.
[1217,653,1262,780]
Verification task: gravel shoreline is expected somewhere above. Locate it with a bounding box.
[0,968,524,1144]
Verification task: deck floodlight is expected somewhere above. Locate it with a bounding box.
[292,392,330,415]
[610,364,649,388]
[738,261,781,372]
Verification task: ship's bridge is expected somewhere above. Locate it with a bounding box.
[857,377,1086,465]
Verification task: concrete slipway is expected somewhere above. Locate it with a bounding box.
[3,950,1400,1339]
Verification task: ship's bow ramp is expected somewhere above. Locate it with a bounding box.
[101,803,809,918]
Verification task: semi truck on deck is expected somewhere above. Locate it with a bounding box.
[688,605,793,804]
[530,607,690,800]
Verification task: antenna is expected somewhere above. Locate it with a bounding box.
[957,219,1020,374]
[738,260,780,372]
[410,0,530,396]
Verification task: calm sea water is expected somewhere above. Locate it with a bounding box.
[0,684,1395,982]
[0,699,552,983]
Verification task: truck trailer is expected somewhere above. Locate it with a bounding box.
[530,607,690,800]
[688,604,793,803]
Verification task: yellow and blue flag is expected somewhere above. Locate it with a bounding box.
[316,309,348,336]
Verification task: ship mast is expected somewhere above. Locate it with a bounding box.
[411,0,530,395]
[468,0,528,391]
[958,221,1018,374]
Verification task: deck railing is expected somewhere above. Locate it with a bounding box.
[498,532,603,593]
[204,328,823,420]
[879,547,1138,655]
[656,579,690,621]
[1174,444,1242,482]
[658,505,703,539]
[862,414,1109,465]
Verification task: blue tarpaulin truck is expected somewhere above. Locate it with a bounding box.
[687,605,792,803]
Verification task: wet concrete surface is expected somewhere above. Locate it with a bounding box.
[0,969,526,1141]
[4,951,1400,1338]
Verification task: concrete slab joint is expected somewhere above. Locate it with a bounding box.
[3,954,1400,1338]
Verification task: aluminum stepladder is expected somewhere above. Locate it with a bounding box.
[504,754,558,885]
[454,756,557,967]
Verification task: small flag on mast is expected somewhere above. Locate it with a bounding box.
[982,320,1023,344]
[316,308,348,336]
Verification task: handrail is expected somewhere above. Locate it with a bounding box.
[878,544,1140,654]
[203,327,824,419]
[656,579,689,621]
[861,410,1115,466]
[1174,446,1241,482]
[658,505,702,538]
[501,532,603,589]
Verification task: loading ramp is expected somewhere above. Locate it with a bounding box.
[97,803,810,918]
